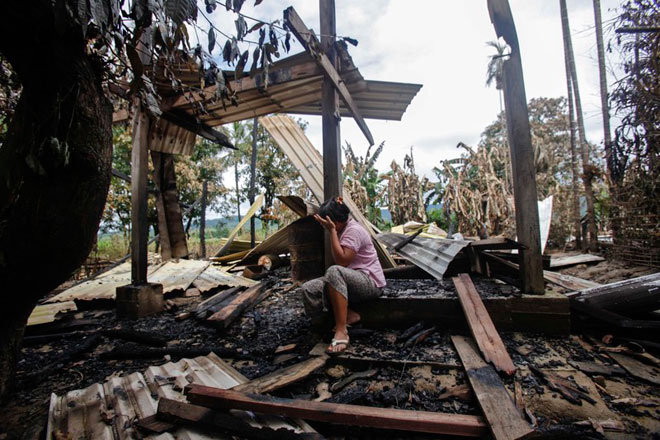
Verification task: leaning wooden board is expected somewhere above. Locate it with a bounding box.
[452,335,534,440]
[186,385,488,437]
[452,273,516,375]
[260,114,395,268]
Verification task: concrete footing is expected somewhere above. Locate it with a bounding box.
[116,283,164,319]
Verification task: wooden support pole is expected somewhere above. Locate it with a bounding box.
[320,0,341,269]
[487,0,544,294]
[131,101,150,285]
[283,5,374,146]
[200,180,207,258]
[250,117,258,248]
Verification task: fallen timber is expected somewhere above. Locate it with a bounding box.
[185,385,489,437]
[453,274,516,375]
[452,336,533,440]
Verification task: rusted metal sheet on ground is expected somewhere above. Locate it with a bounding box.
[149,259,210,293]
[260,114,396,268]
[192,266,257,292]
[148,117,197,156]
[27,301,77,326]
[378,233,469,279]
[47,260,209,303]
[46,352,312,439]
[46,262,161,303]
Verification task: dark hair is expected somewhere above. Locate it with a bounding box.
[318,197,350,223]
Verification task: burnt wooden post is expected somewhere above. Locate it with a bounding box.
[320,0,342,268]
[200,180,207,258]
[250,117,258,248]
[130,102,150,284]
[487,0,544,294]
[116,33,164,318]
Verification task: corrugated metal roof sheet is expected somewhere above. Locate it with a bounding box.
[162,45,419,129]
[240,224,292,264]
[377,233,470,279]
[27,301,77,326]
[286,80,422,121]
[149,259,210,292]
[47,260,209,303]
[149,117,197,156]
[260,114,396,268]
[47,352,312,439]
[192,266,257,292]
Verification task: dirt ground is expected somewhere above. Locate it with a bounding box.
[1,259,659,439]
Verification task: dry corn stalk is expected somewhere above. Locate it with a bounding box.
[382,148,431,225]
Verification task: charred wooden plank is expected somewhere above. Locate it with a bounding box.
[570,273,660,313]
[451,335,534,440]
[101,328,168,347]
[185,385,488,437]
[99,345,250,360]
[453,274,516,375]
[609,352,660,385]
[232,356,329,394]
[207,284,269,328]
[194,286,242,319]
[152,398,322,439]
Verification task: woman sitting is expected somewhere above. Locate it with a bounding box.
[301,197,386,355]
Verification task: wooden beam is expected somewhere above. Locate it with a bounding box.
[284,6,374,146]
[130,101,150,285]
[487,0,544,294]
[452,274,516,375]
[207,284,269,328]
[481,251,599,291]
[159,109,234,149]
[194,286,242,319]
[609,352,660,385]
[153,398,321,439]
[185,386,489,437]
[232,355,329,394]
[170,59,323,109]
[569,272,660,312]
[151,151,189,259]
[451,336,534,440]
[215,193,264,257]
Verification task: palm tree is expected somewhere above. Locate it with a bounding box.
[485,40,508,113]
[560,0,599,252]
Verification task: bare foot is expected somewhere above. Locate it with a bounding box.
[327,329,349,354]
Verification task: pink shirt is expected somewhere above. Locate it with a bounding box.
[339,219,387,288]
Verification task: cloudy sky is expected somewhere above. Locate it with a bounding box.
[201,0,624,182]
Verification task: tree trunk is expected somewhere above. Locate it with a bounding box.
[234,160,241,222]
[0,0,112,401]
[593,0,620,241]
[561,7,582,249]
[249,118,258,248]
[560,0,599,252]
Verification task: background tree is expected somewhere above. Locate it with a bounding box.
[382,148,430,226]
[343,141,387,227]
[485,39,508,113]
[0,0,277,401]
[560,0,600,251]
[438,97,592,246]
[609,0,660,263]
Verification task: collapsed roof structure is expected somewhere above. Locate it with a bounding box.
[9,1,660,439]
